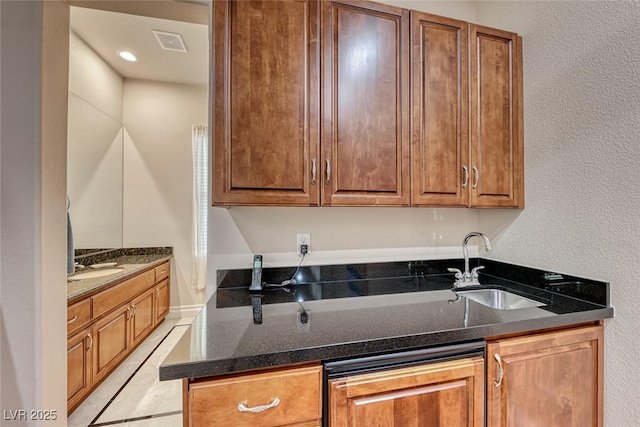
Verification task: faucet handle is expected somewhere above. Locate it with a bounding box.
[470,265,485,279]
[447,268,464,279]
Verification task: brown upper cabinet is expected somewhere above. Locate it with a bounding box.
[410,12,523,208]
[470,25,524,208]
[213,0,321,206]
[410,12,469,206]
[321,0,410,206]
[212,0,523,208]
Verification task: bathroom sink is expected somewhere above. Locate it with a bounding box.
[456,289,545,310]
[68,268,124,281]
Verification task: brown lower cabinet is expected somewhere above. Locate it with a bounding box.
[67,327,92,412]
[183,323,603,426]
[154,278,170,324]
[329,356,484,426]
[487,324,603,427]
[184,365,323,427]
[67,262,171,414]
[92,304,131,385]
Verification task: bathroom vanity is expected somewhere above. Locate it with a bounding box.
[160,258,612,426]
[67,248,172,414]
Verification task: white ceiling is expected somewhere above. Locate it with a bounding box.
[70,6,209,86]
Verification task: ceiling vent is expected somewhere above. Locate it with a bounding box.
[152,30,188,53]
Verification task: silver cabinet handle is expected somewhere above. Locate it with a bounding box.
[67,316,78,324]
[126,307,132,319]
[493,353,504,387]
[237,397,280,413]
[472,166,479,189]
[87,333,93,351]
[311,158,317,185]
[325,159,331,185]
[462,165,469,188]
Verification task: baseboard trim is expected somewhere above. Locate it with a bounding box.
[167,304,204,319]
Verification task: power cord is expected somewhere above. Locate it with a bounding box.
[279,253,306,286]
[262,254,309,323]
[263,253,306,288]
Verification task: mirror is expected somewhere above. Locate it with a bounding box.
[67,92,124,248]
[66,1,208,250]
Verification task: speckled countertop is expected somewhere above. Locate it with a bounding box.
[159,258,613,381]
[67,247,172,303]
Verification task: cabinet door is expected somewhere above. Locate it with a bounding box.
[410,12,469,206]
[328,356,484,427]
[92,305,130,384]
[470,25,524,208]
[487,325,603,427]
[321,0,410,206]
[212,0,320,206]
[67,328,92,413]
[131,288,155,347]
[154,278,170,325]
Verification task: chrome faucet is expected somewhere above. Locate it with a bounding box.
[448,232,492,287]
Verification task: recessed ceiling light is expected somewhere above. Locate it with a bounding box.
[117,50,138,62]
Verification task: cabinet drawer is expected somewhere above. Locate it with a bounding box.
[154,262,170,282]
[190,365,322,427]
[91,269,155,319]
[67,298,91,336]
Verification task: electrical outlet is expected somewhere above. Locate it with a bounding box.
[296,233,310,255]
[296,310,311,332]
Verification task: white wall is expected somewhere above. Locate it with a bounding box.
[475,1,640,424]
[123,79,208,309]
[68,31,124,249]
[68,30,123,121]
[383,0,476,21]
[1,0,69,424]
[207,1,481,290]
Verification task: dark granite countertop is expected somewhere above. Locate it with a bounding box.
[159,258,613,381]
[67,247,172,303]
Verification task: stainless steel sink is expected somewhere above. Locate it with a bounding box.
[456,289,545,310]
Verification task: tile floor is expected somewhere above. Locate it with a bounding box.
[68,317,193,427]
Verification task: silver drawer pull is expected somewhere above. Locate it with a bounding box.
[325,159,331,185]
[67,316,78,324]
[311,158,317,185]
[472,166,479,189]
[493,353,504,387]
[237,397,280,413]
[462,165,469,188]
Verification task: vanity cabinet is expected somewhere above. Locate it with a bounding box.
[487,324,603,427]
[328,356,484,426]
[92,304,131,385]
[67,327,92,412]
[410,12,523,208]
[67,261,171,414]
[154,278,170,324]
[184,364,322,427]
[67,297,91,336]
[130,287,156,347]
